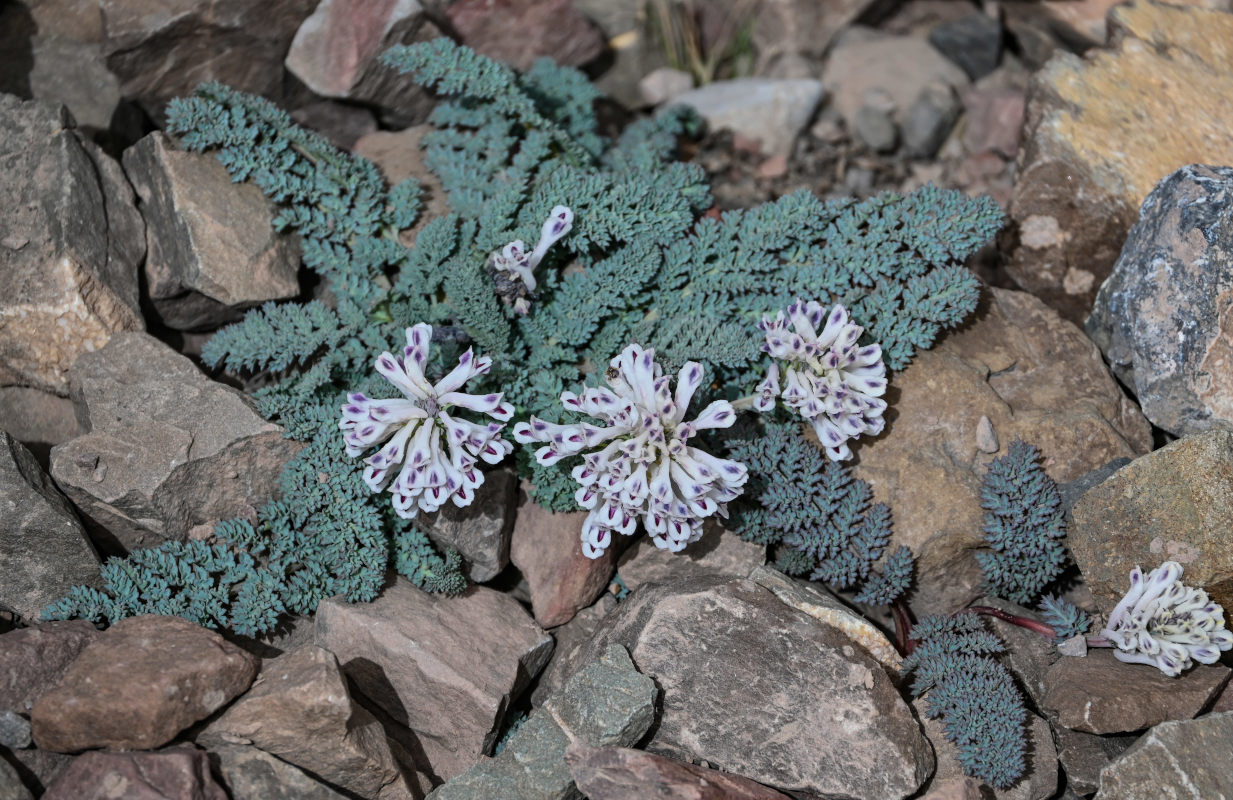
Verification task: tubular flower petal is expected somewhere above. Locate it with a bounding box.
[754,301,887,461]
[1100,561,1233,677]
[340,324,514,519]
[490,205,574,294]
[513,343,748,559]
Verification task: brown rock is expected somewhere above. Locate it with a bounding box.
[0,620,99,714]
[565,744,793,800]
[1069,429,1233,614]
[1094,712,1233,799]
[0,95,144,396]
[290,100,378,150]
[418,467,515,582]
[1041,647,1230,734]
[852,287,1151,613]
[198,644,405,799]
[510,488,619,628]
[32,615,257,752]
[531,593,617,706]
[122,132,300,331]
[920,777,986,800]
[616,520,765,594]
[314,578,552,780]
[353,125,449,248]
[49,332,301,553]
[41,745,226,800]
[1008,1,1233,324]
[446,0,605,72]
[962,86,1025,158]
[917,701,1058,800]
[0,386,82,467]
[1052,726,1137,796]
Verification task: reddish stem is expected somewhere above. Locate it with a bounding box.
[962,605,1058,639]
[892,599,915,656]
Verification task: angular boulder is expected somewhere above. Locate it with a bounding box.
[615,520,765,595]
[211,744,350,800]
[565,745,793,800]
[445,0,605,72]
[1095,712,1233,798]
[418,467,515,582]
[41,745,226,800]
[0,387,83,467]
[0,620,99,714]
[668,78,826,158]
[530,594,617,706]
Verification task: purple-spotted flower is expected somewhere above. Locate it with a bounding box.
[491,205,574,295]
[339,324,514,519]
[1100,561,1233,677]
[754,301,887,461]
[512,343,748,559]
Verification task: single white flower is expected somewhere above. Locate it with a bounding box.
[491,205,574,294]
[1100,561,1233,677]
[340,324,514,518]
[513,343,748,559]
[755,300,887,461]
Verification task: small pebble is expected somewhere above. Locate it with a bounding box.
[976,415,999,453]
[0,710,32,749]
[1058,635,1088,658]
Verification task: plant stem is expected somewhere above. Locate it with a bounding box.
[962,605,1058,639]
[892,598,915,656]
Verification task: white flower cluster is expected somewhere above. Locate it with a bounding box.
[340,324,514,518]
[491,205,574,312]
[513,344,748,558]
[1100,561,1233,677]
[754,301,887,461]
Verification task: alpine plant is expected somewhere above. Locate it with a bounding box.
[514,343,749,558]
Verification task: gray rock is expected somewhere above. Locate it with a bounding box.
[852,89,898,153]
[419,468,515,582]
[1057,458,1131,524]
[615,520,765,596]
[928,12,1002,81]
[1052,726,1137,796]
[122,132,300,331]
[0,432,100,623]
[290,100,379,150]
[49,332,300,553]
[428,644,657,800]
[0,757,31,800]
[637,67,693,108]
[0,95,144,396]
[667,78,825,158]
[1095,711,1233,798]
[0,387,82,468]
[531,594,618,706]
[0,710,31,749]
[903,82,959,159]
[752,0,878,79]
[1056,635,1088,658]
[564,745,794,800]
[211,744,350,800]
[4,748,74,797]
[1086,164,1233,435]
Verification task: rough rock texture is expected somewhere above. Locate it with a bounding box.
[1008,1,1233,324]
[445,0,605,72]
[99,0,316,121]
[668,78,826,158]
[928,12,1002,81]
[1086,164,1233,434]
[962,86,1026,159]
[315,578,553,781]
[428,645,657,800]
[41,745,226,800]
[0,431,99,623]
[920,778,986,800]
[531,594,617,706]
[0,387,82,467]
[1069,429,1233,614]
[752,0,877,79]
[0,710,32,749]
[4,748,73,798]
[1094,711,1233,798]
[556,576,933,800]
[197,645,406,799]
[418,468,514,582]
[284,0,441,126]
[565,745,793,800]
[31,615,257,752]
[0,95,144,396]
[123,132,300,331]
[49,332,300,553]
[510,490,619,628]
[1041,648,1230,734]
[918,702,1058,800]
[852,287,1150,612]
[1052,726,1137,796]
[211,744,350,800]
[0,620,99,714]
[0,756,31,800]
[615,521,765,595]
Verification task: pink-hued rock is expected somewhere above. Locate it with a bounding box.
[445,0,605,72]
[0,620,99,714]
[31,615,257,752]
[615,520,765,595]
[565,744,793,800]
[41,745,226,800]
[961,86,1025,158]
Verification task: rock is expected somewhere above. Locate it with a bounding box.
[667,78,825,158]
[852,88,898,153]
[902,82,959,159]
[851,287,1151,613]
[0,387,82,468]
[918,701,1058,800]
[0,756,31,800]
[820,29,969,133]
[1094,711,1233,798]
[226,613,316,660]
[638,67,693,108]
[616,520,765,595]
[920,778,986,800]
[571,0,668,109]
[445,0,605,72]
[0,95,144,396]
[99,0,315,123]
[285,0,442,127]
[1069,429,1233,614]
[1041,647,1230,734]
[49,332,301,553]
[3,748,73,797]
[531,594,617,706]
[928,12,1003,81]
[1006,0,1229,61]
[555,576,933,799]
[429,644,656,800]
[32,615,257,752]
[1087,165,1233,434]
[1056,636,1087,658]
[211,743,352,800]
[1052,726,1137,796]
[290,100,378,150]
[0,710,31,749]
[0,620,99,714]
[1008,1,1233,325]
[751,0,878,80]
[198,645,406,799]
[1057,458,1131,523]
[0,432,100,623]
[418,467,515,582]
[315,578,553,780]
[961,86,1025,158]
[565,744,793,800]
[1213,679,1233,713]
[510,489,618,628]
[41,745,226,800]
[122,132,301,331]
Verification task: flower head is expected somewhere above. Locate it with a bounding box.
[755,301,887,461]
[340,324,514,518]
[513,344,748,559]
[1100,561,1233,677]
[491,205,574,303]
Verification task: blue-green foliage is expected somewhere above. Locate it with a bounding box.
[727,421,912,605]
[1037,595,1091,640]
[977,439,1067,604]
[904,614,1026,789]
